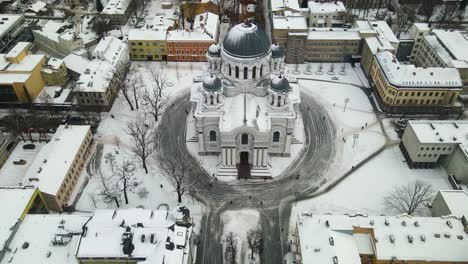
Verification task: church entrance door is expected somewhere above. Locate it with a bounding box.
[237,151,251,179]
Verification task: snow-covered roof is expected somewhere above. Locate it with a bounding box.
[76,60,115,93]
[93,36,128,68]
[432,30,468,62]
[308,0,346,14]
[412,22,430,31]
[0,14,23,38]
[0,187,37,254]
[436,190,468,217]
[101,0,132,15]
[5,42,30,58]
[34,86,72,104]
[271,0,300,12]
[407,120,468,151]
[272,13,307,30]
[25,1,47,13]
[128,28,167,41]
[0,73,31,84]
[1,214,91,264]
[22,125,91,196]
[42,57,64,74]
[63,53,90,75]
[76,208,193,264]
[3,54,44,72]
[297,213,468,263]
[375,51,462,88]
[221,93,270,132]
[167,12,218,41]
[356,20,399,48]
[307,28,360,40]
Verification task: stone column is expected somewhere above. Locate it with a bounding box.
[253,148,258,167]
[262,148,268,167]
[198,131,204,153]
[222,148,227,166]
[227,147,232,166]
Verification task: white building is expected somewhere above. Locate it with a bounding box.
[0,214,91,264]
[0,14,26,52]
[308,0,346,28]
[101,0,135,25]
[271,0,302,15]
[22,125,92,211]
[400,120,468,183]
[432,190,468,218]
[76,207,196,264]
[190,22,301,178]
[293,213,468,264]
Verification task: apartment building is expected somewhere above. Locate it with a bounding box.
[305,28,361,62]
[41,57,68,86]
[432,190,468,218]
[0,14,29,53]
[370,51,462,115]
[409,25,468,96]
[167,12,219,62]
[0,214,90,264]
[400,120,468,183]
[22,125,92,212]
[128,30,167,61]
[76,207,196,264]
[0,42,46,103]
[101,0,135,25]
[293,213,468,264]
[272,12,308,64]
[308,0,347,28]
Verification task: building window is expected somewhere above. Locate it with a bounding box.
[229,64,232,76]
[209,131,216,141]
[244,67,248,79]
[241,133,249,145]
[260,65,263,76]
[273,131,280,142]
[235,66,239,78]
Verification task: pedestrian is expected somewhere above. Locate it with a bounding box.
[365,122,368,127]
[215,177,218,181]
[160,184,163,188]
[111,114,115,118]
[361,126,364,130]
[185,109,189,114]
[249,195,251,199]
[260,201,263,205]
[230,200,233,204]
[307,106,310,111]
[296,174,300,180]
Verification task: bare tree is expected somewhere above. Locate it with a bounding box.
[419,0,436,22]
[224,232,238,264]
[247,227,263,260]
[126,116,155,174]
[383,180,436,216]
[122,77,136,110]
[131,76,142,110]
[395,4,416,37]
[159,150,198,203]
[142,86,168,122]
[3,107,27,142]
[147,67,168,98]
[436,3,463,29]
[98,153,120,207]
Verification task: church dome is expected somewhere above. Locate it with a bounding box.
[271,44,284,58]
[202,75,222,91]
[222,23,271,58]
[270,75,290,93]
[208,44,221,57]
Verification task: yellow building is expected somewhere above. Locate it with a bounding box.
[370,51,462,115]
[0,42,46,103]
[128,30,167,61]
[41,57,68,86]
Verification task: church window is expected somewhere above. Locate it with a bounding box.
[210,95,214,105]
[210,131,217,141]
[244,67,248,79]
[270,95,274,105]
[252,66,257,79]
[229,64,232,75]
[260,65,263,76]
[273,131,280,142]
[235,66,239,78]
[217,94,220,103]
[277,96,282,107]
[241,133,249,145]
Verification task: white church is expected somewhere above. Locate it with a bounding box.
[189,22,302,178]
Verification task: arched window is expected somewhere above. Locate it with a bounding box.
[277,96,281,107]
[210,95,214,105]
[205,95,208,103]
[217,94,220,103]
[209,131,217,141]
[244,67,248,79]
[235,66,239,78]
[252,66,256,79]
[274,62,278,70]
[229,64,232,75]
[273,131,280,142]
[270,94,274,105]
[260,65,263,76]
[241,133,249,145]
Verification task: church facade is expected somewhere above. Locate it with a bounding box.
[189,22,302,178]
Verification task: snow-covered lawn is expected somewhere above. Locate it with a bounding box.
[221,209,261,264]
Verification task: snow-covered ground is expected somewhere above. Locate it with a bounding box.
[221,209,261,264]
[74,61,205,228]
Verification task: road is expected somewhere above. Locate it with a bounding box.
[159,91,338,263]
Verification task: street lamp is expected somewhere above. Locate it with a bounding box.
[343,98,350,112]
[352,133,359,149]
